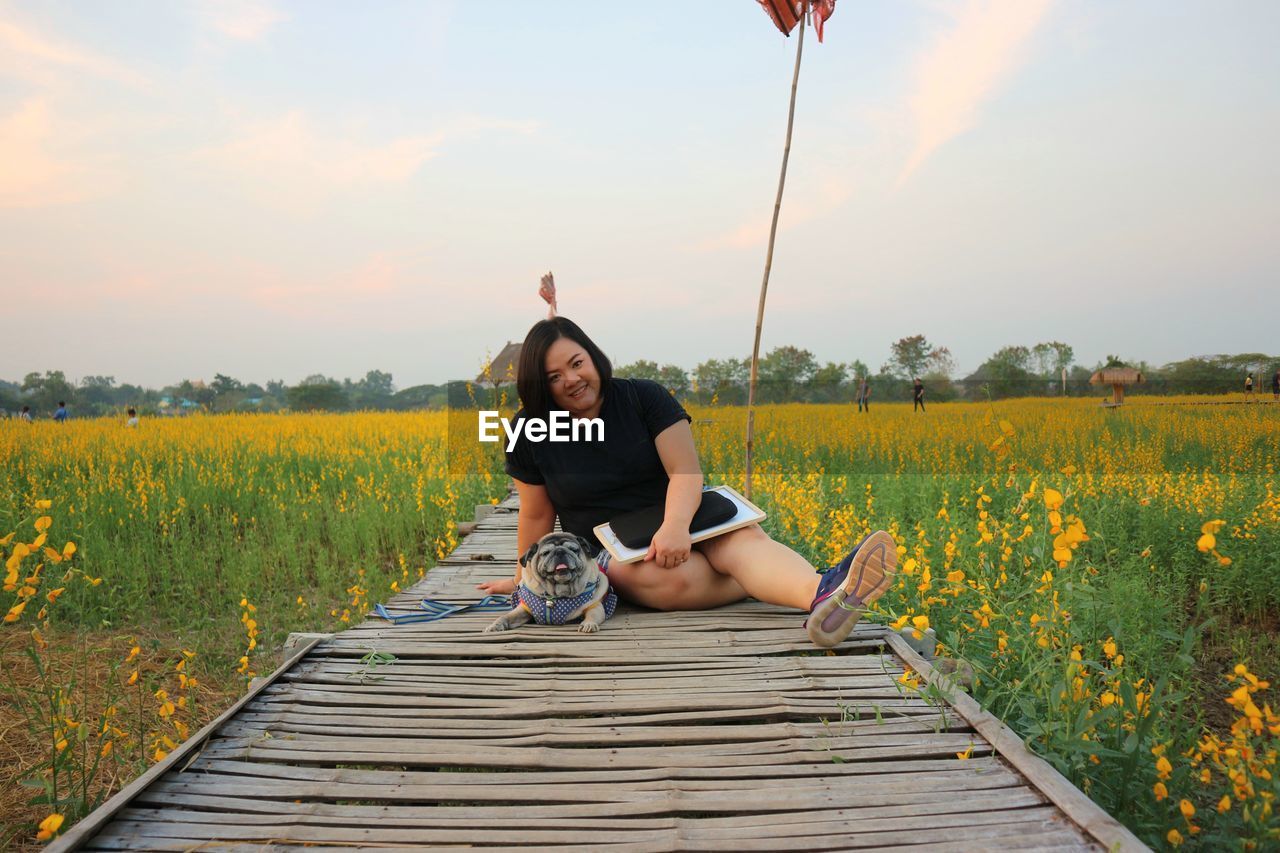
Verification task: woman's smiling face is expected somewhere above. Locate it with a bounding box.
[544,336,602,416]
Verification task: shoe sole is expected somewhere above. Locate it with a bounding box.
[806,530,898,648]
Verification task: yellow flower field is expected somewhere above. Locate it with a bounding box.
[2,397,1277,848]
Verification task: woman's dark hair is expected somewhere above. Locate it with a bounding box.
[516,316,612,417]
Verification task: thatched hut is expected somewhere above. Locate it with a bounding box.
[1089,367,1144,405]
[475,341,521,387]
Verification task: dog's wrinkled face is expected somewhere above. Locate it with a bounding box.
[522,532,595,598]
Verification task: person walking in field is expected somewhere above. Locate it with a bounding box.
[856,377,870,413]
[53,401,68,421]
[126,407,140,427]
[1272,370,1279,401]
[912,376,925,413]
[19,405,32,422]
[1244,373,1255,402]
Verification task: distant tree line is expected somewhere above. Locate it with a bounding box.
[0,369,453,419]
[4,344,1277,418]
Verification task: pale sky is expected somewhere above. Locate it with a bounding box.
[2,1,1277,389]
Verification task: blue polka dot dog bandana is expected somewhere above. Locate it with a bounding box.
[512,576,618,626]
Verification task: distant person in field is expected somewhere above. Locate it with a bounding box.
[53,401,68,422]
[126,408,140,427]
[1244,373,1255,402]
[1272,370,1280,401]
[20,405,32,422]
[856,377,870,413]
[912,376,925,413]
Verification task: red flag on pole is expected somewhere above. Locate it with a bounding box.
[757,0,836,42]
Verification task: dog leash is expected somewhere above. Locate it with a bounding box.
[371,594,512,625]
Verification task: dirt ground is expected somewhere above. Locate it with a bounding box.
[0,627,247,849]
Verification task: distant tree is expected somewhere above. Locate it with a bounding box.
[968,346,1035,398]
[808,362,849,403]
[693,358,748,404]
[211,373,244,397]
[287,380,349,411]
[352,370,395,409]
[78,375,117,410]
[615,360,662,382]
[656,365,690,396]
[22,371,77,413]
[925,347,956,379]
[888,335,932,379]
[265,379,287,401]
[847,359,871,383]
[759,346,818,402]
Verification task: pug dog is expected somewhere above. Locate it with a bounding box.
[484,532,617,634]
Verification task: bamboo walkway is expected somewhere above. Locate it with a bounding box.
[54,493,1148,851]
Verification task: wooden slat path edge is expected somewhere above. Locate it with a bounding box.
[52,492,1149,852]
[882,633,1145,851]
[48,636,325,853]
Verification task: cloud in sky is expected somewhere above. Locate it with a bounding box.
[0,17,146,86]
[0,98,118,208]
[190,111,540,212]
[197,0,286,41]
[898,0,1055,184]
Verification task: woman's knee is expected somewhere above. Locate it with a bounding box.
[698,523,770,559]
[608,558,714,610]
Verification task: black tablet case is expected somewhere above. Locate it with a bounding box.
[610,490,737,550]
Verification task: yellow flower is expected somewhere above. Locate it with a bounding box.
[1179,799,1195,819]
[946,569,965,583]
[127,645,140,662]
[35,814,63,841]
[1167,829,1183,847]
[127,670,138,685]
[1196,533,1215,552]
[4,600,27,623]
[34,499,52,510]
[46,587,65,603]
[62,541,76,558]
[956,744,973,760]
[1153,782,1167,800]
[33,516,52,532]
[1201,519,1225,535]
[1218,795,1231,813]
[1103,638,1117,659]
[1156,756,1172,779]
[1043,488,1064,511]
[101,740,113,757]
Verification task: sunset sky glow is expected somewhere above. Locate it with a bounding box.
[2,0,1277,388]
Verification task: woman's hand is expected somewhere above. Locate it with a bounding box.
[646,522,693,569]
[476,577,516,595]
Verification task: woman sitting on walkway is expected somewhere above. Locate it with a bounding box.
[477,314,897,648]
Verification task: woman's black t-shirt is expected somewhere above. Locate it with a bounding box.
[504,378,692,551]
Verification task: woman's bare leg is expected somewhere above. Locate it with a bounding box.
[605,551,747,611]
[695,523,820,610]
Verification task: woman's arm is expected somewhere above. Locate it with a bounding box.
[476,478,555,593]
[647,420,704,568]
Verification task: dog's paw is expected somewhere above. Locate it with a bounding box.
[578,621,600,634]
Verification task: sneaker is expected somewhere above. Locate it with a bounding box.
[805,530,898,648]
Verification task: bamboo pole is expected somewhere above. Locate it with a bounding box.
[745,2,808,501]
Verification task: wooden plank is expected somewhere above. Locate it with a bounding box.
[46,635,325,853]
[63,488,1127,851]
[884,631,1146,851]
